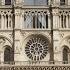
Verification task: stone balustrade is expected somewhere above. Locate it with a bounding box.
[0,61,70,66]
[0,65,70,70]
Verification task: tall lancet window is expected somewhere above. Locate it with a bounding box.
[61,15,66,28]
[5,0,11,5]
[4,46,14,64]
[60,0,65,5]
[0,15,1,29]
[63,46,69,64]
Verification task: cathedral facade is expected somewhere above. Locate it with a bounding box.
[0,0,70,68]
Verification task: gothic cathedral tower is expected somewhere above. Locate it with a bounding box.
[0,0,70,68]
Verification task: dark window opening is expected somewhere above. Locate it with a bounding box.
[46,0,48,5]
[0,15,1,28]
[5,0,11,5]
[61,15,66,28]
[46,15,48,28]
[33,15,35,28]
[4,46,14,64]
[6,15,8,28]
[64,16,66,28]
[63,46,68,64]
[60,0,65,5]
[61,15,63,28]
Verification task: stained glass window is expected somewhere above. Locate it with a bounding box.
[25,35,49,61]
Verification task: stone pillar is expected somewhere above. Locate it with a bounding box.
[15,9,21,29]
[38,13,42,28]
[57,15,59,29]
[31,14,33,29]
[15,0,22,5]
[9,14,12,29]
[1,52,4,64]
[22,12,26,29]
[68,53,70,63]
[55,14,58,29]
[1,0,5,5]
[35,13,37,28]
[0,15,2,29]
[55,0,60,5]
[4,14,7,29]
[42,13,46,29]
[1,14,4,29]
[11,14,13,28]
[68,0,70,5]
[66,15,69,28]
[53,14,56,29]
[68,14,70,28]
[63,15,65,28]
[59,15,62,28]
[8,14,10,29]
[48,14,51,29]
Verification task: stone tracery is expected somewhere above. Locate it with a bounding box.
[25,34,49,61]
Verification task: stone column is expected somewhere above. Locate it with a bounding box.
[16,0,22,5]
[53,14,56,29]
[68,0,70,5]
[38,13,42,28]
[1,14,4,29]
[11,14,13,28]
[1,52,4,64]
[1,0,5,5]
[15,11,20,29]
[55,14,58,29]
[8,14,10,29]
[42,13,46,29]
[57,15,60,28]
[66,15,69,28]
[0,15,2,29]
[59,15,62,28]
[48,14,51,29]
[31,14,33,29]
[4,14,7,29]
[22,11,25,29]
[9,14,12,29]
[68,53,70,63]
[35,13,37,28]
[68,14,70,28]
[63,15,65,28]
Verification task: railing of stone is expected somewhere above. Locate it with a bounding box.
[0,65,70,70]
[0,61,70,66]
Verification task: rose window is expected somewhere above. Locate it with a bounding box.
[25,36,49,61]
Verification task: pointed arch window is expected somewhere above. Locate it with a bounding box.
[63,46,68,64]
[5,0,11,5]
[4,46,14,64]
[61,15,66,28]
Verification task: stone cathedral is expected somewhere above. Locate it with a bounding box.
[0,0,70,70]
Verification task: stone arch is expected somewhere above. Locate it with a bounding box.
[0,35,13,63]
[23,34,51,61]
[4,45,14,64]
[62,45,70,64]
[60,35,70,50]
[0,35,12,45]
[23,33,51,45]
